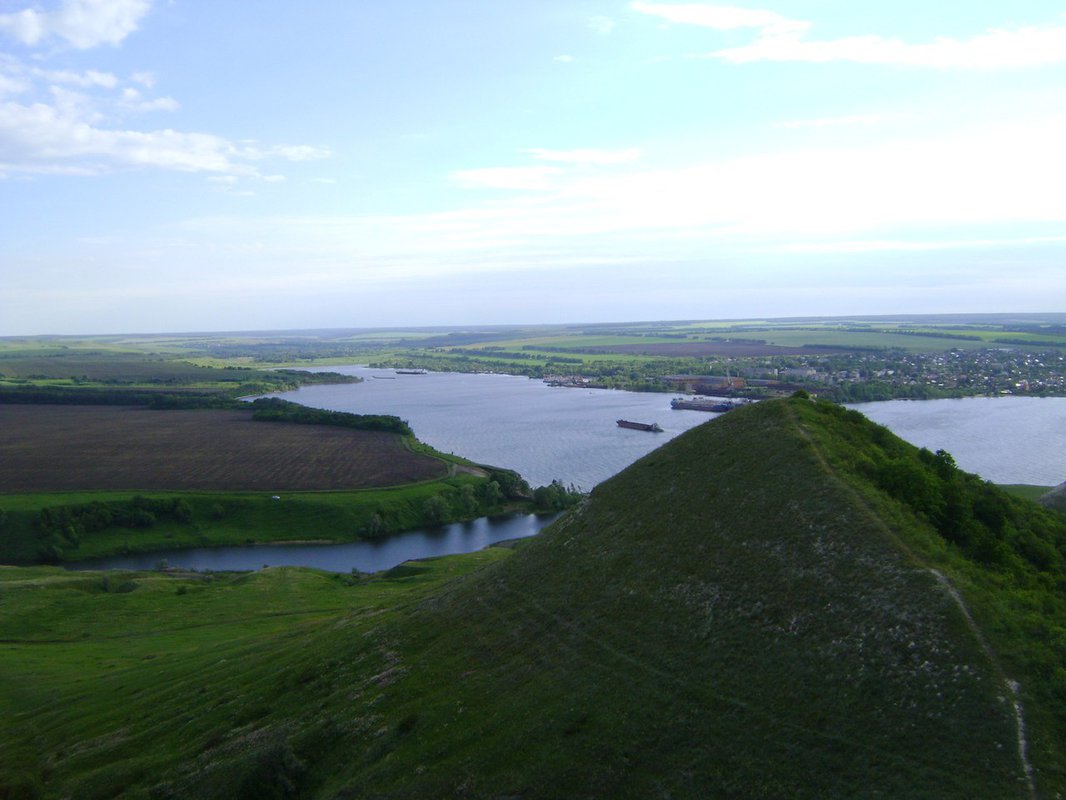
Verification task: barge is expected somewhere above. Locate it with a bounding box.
[617,419,663,432]
[670,397,746,413]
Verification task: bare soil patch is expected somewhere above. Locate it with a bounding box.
[0,405,446,492]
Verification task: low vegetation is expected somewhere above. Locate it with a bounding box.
[1,397,1062,797]
[248,397,413,435]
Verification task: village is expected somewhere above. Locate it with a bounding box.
[545,346,1066,402]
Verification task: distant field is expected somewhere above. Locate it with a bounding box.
[749,328,994,352]
[0,405,445,492]
[0,351,273,384]
[582,341,848,357]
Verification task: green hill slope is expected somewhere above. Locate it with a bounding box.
[2,398,1063,798]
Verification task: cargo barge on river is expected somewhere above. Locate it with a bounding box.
[616,419,663,432]
[670,397,748,413]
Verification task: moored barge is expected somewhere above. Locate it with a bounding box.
[670,397,746,413]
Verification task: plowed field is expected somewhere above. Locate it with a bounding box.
[0,405,446,492]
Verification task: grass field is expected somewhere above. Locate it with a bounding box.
[0,404,446,493]
[578,340,850,356]
[0,550,511,799]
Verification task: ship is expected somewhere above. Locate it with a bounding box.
[670,397,746,413]
[395,369,428,375]
[617,419,663,432]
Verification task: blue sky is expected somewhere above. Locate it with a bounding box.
[1,0,1064,335]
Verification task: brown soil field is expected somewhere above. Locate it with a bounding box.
[583,342,846,357]
[0,405,447,492]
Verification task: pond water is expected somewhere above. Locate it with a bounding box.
[67,512,559,574]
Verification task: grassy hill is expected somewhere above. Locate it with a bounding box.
[2,397,1063,798]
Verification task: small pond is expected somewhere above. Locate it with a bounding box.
[66,512,560,574]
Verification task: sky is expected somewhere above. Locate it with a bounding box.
[1,0,1065,335]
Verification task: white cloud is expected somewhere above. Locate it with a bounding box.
[0,8,46,45]
[0,101,237,172]
[588,16,616,36]
[0,48,327,178]
[234,142,330,162]
[774,114,889,130]
[630,3,807,36]
[0,98,328,176]
[120,87,179,112]
[451,166,562,191]
[259,144,330,162]
[716,20,1066,68]
[525,147,641,165]
[0,74,28,96]
[0,0,152,50]
[776,235,1066,254]
[33,67,118,88]
[429,115,1066,254]
[136,96,178,112]
[171,115,1066,280]
[553,54,574,63]
[604,118,1066,236]
[632,4,1066,69]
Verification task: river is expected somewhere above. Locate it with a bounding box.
[270,367,1065,488]
[847,396,1066,486]
[267,367,734,490]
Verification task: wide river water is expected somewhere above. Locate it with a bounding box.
[71,370,1064,574]
[271,366,1066,488]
